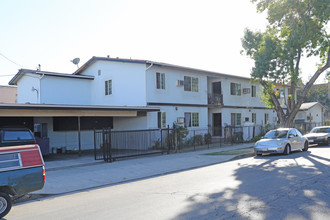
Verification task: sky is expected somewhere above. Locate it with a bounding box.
[0,0,327,86]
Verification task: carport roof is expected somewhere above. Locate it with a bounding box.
[0,103,159,117]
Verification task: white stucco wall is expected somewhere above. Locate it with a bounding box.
[209,108,276,127]
[299,105,323,123]
[16,74,41,103]
[79,60,147,106]
[33,117,94,151]
[114,116,148,130]
[40,76,92,105]
[210,77,265,107]
[146,66,207,105]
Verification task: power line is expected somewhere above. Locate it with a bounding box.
[0,74,15,77]
[0,52,23,67]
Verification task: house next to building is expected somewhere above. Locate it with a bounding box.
[2,56,287,154]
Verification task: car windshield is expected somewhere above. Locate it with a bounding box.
[263,130,288,139]
[3,130,34,141]
[310,128,329,133]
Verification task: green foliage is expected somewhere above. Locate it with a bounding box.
[250,135,263,143]
[204,133,212,144]
[242,0,330,127]
[298,83,330,108]
[152,139,161,150]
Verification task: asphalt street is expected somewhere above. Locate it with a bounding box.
[6,145,330,220]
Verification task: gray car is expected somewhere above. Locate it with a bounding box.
[304,126,330,146]
[254,128,309,156]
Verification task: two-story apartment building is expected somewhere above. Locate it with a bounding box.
[4,56,278,153]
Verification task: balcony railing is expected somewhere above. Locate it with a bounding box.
[208,94,223,106]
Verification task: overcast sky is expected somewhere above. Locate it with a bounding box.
[0,0,327,86]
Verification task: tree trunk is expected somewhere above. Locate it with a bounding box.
[278,48,330,128]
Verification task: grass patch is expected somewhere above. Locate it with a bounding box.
[205,147,254,156]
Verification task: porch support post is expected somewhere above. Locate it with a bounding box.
[78,116,81,156]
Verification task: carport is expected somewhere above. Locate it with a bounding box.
[0,103,159,155]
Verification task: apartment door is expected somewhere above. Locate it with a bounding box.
[212,81,221,94]
[213,113,222,136]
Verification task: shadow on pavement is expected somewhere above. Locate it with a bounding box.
[175,147,330,219]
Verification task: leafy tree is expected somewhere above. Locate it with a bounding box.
[303,84,330,108]
[242,0,330,127]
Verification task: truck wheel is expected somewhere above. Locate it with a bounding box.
[0,192,12,219]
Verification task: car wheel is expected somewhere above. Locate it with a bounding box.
[284,144,290,155]
[0,192,12,219]
[303,141,309,151]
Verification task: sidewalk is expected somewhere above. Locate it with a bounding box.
[33,143,254,195]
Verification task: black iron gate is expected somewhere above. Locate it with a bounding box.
[94,128,112,162]
[94,128,173,162]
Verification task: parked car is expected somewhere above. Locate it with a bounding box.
[254,128,309,156]
[0,127,36,147]
[0,127,45,218]
[304,126,330,146]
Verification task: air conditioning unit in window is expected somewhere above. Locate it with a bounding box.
[177,117,184,124]
[176,80,184,87]
[243,88,250,94]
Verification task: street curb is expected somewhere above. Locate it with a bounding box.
[46,161,104,172]
[230,152,255,160]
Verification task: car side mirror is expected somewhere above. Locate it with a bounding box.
[288,134,294,138]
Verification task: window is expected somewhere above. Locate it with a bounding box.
[230,83,241,96]
[161,112,166,128]
[192,113,199,127]
[184,76,198,92]
[231,113,242,126]
[157,112,166,128]
[184,76,191,91]
[192,77,199,92]
[184,112,191,127]
[251,85,256,97]
[105,80,112,95]
[156,72,165,89]
[184,112,199,127]
[264,113,269,125]
[252,113,256,124]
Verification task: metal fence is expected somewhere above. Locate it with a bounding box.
[94,128,174,162]
[94,122,326,162]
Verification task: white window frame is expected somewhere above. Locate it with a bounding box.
[185,112,199,127]
[184,76,198,92]
[230,83,241,96]
[251,85,256,97]
[156,72,165,90]
[105,80,112,95]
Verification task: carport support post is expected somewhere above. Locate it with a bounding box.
[78,116,81,156]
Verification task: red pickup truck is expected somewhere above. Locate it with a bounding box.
[0,127,45,218]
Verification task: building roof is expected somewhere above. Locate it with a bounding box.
[9,69,94,85]
[0,103,159,117]
[73,56,251,80]
[299,102,323,111]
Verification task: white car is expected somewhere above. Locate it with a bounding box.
[254,128,309,156]
[304,126,330,146]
